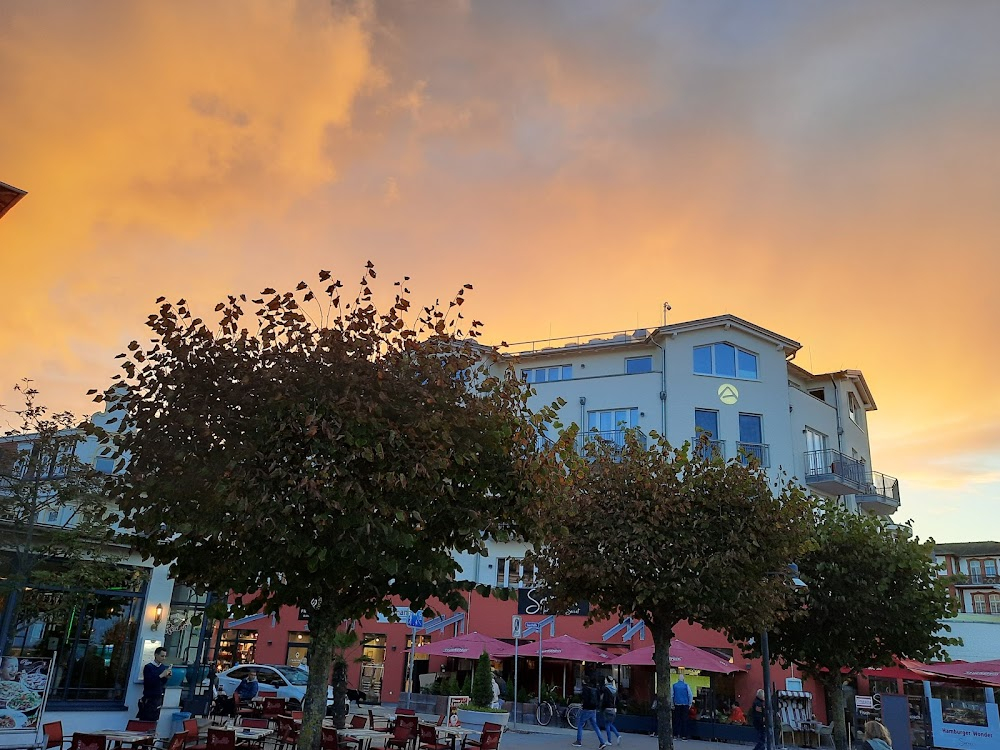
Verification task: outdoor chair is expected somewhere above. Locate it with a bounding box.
[239,719,268,729]
[417,724,448,750]
[321,727,359,750]
[385,715,419,750]
[396,709,416,716]
[183,719,206,750]
[369,710,391,732]
[207,728,238,750]
[261,698,286,725]
[349,716,368,730]
[43,721,71,750]
[817,724,834,749]
[461,724,502,750]
[159,733,188,750]
[434,716,445,727]
[233,694,257,719]
[274,717,299,750]
[70,734,107,750]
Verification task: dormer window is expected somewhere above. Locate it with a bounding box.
[693,343,758,380]
[848,392,860,424]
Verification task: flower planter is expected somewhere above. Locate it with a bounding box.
[615,714,656,734]
[691,721,758,743]
[456,709,509,732]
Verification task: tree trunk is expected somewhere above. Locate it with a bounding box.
[652,622,675,750]
[822,677,849,750]
[300,619,336,750]
[331,656,349,729]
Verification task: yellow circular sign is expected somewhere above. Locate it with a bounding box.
[718,383,739,405]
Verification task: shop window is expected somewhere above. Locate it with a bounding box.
[217,629,258,670]
[286,632,310,668]
[362,634,387,664]
[6,565,147,707]
[163,585,211,668]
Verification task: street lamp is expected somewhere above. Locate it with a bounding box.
[763,564,808,750]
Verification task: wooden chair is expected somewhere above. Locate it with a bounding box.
[385,715,418,750]
[417,724,448,750]
[349,716,368,730]
[183,719,206,750]
[321,728,359,750]
[43,722,71,750]
[274,717,299,750]
[261,698,286,726]
[70,735,107,750]
[159,734,188,750]
[207,728,238,750]
[461,724,501,750]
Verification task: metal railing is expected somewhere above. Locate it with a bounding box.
[803,449,866,487]
[860,470,900,504]
[962,574,1000,586]
[577,429,648,454]
[737,442,770,468]
[692,438,725,461]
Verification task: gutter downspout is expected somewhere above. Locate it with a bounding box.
[646,332,667,438]
[829,376,844,454]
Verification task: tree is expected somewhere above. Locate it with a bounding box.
[470,651,493,709]
[0,381,124,655]
[762,501,959,750]
[529,432,815,750]
[99,266,555,750]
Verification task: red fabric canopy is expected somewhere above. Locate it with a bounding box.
[526,635,611,663]
[901,659,1000,687]
[605,639,742,673]
[416,631,515,659]
[862,662,934,681]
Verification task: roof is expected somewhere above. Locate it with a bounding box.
[507,314,801,358]
[787,363,877,411]
[934,542,1000,557]
[0,181,26,220]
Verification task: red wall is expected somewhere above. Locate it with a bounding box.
[226,592,829,721]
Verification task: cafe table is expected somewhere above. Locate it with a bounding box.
[428,725,474,750]
[94,730,157,748]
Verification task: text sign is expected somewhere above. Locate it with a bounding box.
[407,612,424,629]
[511,615,523,638]
[855,696,874,709]
[517,588,590,617]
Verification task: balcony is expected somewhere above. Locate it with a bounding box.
[577,429,647,457]
[803,449,867,495]
[855,470,901,515]
[737,442,770,468]
[691,437,725,461]
[956,574,1000,587]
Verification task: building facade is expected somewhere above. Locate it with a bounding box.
[934,541,1000,662]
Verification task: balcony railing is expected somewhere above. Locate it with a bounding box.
[692,438,725,461]
[855,470,901,513]
[958,574,1000,586]
[577,429,648,455]
[737,442,770,468]
[804,449,867,495]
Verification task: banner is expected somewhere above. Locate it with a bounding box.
[0,656,53,733]
[516,588,589,617]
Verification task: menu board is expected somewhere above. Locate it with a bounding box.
[447,695,471,726]
[0,656,53,734]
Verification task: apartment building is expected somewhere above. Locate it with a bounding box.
[933,542,1000,661]
[0,180,26,220]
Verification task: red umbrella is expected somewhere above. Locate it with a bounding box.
[415,631,515,659]
[606,639,742,674]
[528,635,612,662]
[900,658,1000,687]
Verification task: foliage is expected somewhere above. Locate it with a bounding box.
[763,501,960,750]
[97,267,554,750]
[440,674,461,697]
[470,651,494,709]
[528,431,815,750]
[0,381,125,653]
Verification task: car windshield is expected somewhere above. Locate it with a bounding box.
[271,665,309,686]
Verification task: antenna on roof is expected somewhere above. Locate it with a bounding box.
[662,301,672,326]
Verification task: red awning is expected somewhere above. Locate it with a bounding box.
[526,634,611,663]
[605,639,742,674]
[861,662,934,681]
[901,659,1000,687]
[416,631,515,659]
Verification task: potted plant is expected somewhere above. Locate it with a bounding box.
[456,652,509,731]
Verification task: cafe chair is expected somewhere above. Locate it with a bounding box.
[274,717,299,750]
[461,724,502,750]
[43,721,71,750]
[417,724,448,750]
[261,698,286,726]
[207,728,238,750]
[385,715,419,750]
[321,728,359,750]
[369,710,391,732]
[70,734,107,750]
[434,716,446,727]
[817,724,835,749]
[233,694,257,719]
[349,716,368,730]
[158,733,188,750]
[396,709,416,716]
[183,719,207,750]
[239,720,268,729]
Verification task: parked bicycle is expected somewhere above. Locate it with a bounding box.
[535,700,582,728]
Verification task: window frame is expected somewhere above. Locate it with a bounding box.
[521,364,572,384]
[692,342,759,380]
[625,356,653,375]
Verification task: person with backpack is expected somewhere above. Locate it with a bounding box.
[573,675,609,748]
[601,676,621,746]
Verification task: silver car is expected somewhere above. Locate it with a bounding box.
[216,664,333,708]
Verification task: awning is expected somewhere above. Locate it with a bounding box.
[604,639,743,673]
[862,662,934,681]
[901,658,1000,687]
[416,631,515,659]
[526,634,611,663]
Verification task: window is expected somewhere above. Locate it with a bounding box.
[985,560,997,577]
[362,634,387,664]
[804,428,828,474]
[95,456,115,474]
[693,343,758,379]
[973,595,987,614]
[738,414,768,466]
[625,356,653,374]
[286,632,310,668]
[808,388,826,402]
[970,560,982,583]
[695,409,720,439]
[991,594,1000,615]
[848,393,861,425]
[495,557,534,588]
[587,408,638,436]
[521,365,572,384]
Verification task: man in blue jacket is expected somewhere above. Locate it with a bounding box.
[138,647,172,721]
[672,674,693,739]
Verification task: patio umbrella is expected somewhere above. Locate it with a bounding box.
[900,658,1000,687]
[606,639,742,673]
[531,634,612,662]
[415,631,515,659]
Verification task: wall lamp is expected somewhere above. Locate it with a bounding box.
[151,603,164,631]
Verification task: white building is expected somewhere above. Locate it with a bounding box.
[934,541,1000,661]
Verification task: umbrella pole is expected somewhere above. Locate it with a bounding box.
[562,664,567,699]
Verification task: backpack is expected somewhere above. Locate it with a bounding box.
[601,686,616,711]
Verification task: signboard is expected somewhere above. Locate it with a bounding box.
[0,656,54,740]
[511,616,523,639]
[928,696,1000,750]
[855,696,874,709]
[447,695,471,726]
[517,588,589,617]
[407,612,424,629]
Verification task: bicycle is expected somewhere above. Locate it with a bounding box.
[535,701,582,728]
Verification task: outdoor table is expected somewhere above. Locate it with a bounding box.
[94,730,156,748]
[799,720,821,748]
[432,726,474,750]
[338,727,388,750]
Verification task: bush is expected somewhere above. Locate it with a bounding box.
[470,651,494,709]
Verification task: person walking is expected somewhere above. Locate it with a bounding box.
[671,674,693,739]
[861,721,892,750]
[573,675,609,748]
[601,676,621,746]
[751,689,767,750]
[138,647,172,721]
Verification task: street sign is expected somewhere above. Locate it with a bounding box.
[855,696,874,709]
[512,615,523,638]
[407,611,424,628]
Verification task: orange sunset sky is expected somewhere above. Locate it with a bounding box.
[1,1,998,543]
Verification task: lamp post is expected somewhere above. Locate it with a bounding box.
[763,564,808,750]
